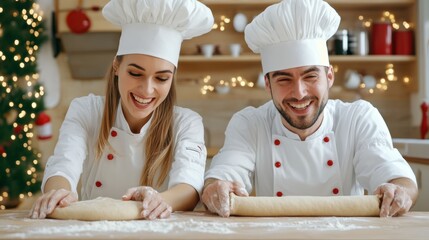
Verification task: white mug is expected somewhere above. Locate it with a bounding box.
[344,70,361,89]
[229,43,241,57]
[201,44,215,58]
[363,75,377,89]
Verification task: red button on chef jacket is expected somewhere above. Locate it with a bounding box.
[107,154,114,160]
[274,139,281,145]
[111,130,117,137]
[95,181,102,187]
[327,159,334,166]
[275,161,281,168]
[323,136,330,143]
[332,188,339,195]
[276,191,283,197]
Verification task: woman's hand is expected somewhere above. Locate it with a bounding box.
[29,189,78,219]
[122,186,172,220]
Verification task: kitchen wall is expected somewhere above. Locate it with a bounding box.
[35,53,421,165]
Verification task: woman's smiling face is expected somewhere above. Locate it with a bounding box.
[114,54,174,132]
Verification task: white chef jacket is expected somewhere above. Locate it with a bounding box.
[42,94,207,200]
[205,99,416,197]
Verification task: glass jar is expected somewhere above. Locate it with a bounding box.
[334,29,349,55]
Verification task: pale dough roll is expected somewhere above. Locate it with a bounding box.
[48,197,143,221]
[230,194,380,217]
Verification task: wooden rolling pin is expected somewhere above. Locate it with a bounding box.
[230,194,380,217]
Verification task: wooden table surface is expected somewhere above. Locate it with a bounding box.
[1,210,429,239]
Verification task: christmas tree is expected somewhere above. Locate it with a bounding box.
[0,0,47,209]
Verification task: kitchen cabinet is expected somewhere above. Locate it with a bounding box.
[177,0,419,147]
[393,139,429,211]
[408,161,429,211]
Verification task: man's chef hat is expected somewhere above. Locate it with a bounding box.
[244,0,340,75]
[102,0,214,67]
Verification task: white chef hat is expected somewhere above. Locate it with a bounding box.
[245,0,340,75]
[102,0,214,67]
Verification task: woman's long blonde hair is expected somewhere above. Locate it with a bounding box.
[96,55,176,187]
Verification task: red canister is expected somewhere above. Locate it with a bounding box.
[393,30,414,55]
[370,21,392,55]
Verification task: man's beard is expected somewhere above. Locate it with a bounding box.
[274,97,328,130]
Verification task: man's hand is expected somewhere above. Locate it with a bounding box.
[201,179,249,217]
[374,183,413,217]
[122,186,172,220]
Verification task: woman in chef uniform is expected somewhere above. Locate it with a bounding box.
[203,0,418,218]
[30,0,213,220]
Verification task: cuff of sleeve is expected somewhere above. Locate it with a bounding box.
[41,171,78,194]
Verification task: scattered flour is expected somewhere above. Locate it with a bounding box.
[1,214,380,238]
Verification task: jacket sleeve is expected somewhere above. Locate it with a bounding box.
[168,108,207,196]
[41,96,95,193]
[205,107,258,194]
[352,101,417,193]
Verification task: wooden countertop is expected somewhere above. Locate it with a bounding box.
[1,210,429,239]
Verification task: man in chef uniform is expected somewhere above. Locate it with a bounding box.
[202,0,418,218]
[30,0,213,220]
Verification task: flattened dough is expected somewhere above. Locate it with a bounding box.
[230,194,380,217]
[48,197,143,221]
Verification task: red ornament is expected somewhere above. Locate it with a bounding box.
[66,9,91,34]
[421,102,428,139]
[13,125,23,134]
[35,112,52,140]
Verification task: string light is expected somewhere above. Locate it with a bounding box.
[403,76,410,84]
[212,15,231,31]
[200,75,255,95]
[1,1,46,209]
[386,64,396,81]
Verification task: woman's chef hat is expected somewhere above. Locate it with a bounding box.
[244,0,340,75]
[102,0,214,67]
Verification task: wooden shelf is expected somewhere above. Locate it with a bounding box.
[200,0,278,6]
[179,54,416,63]
[327,0,414,7]
[179,55,259,62]
[200,0,414,7]
[330,55,416,62]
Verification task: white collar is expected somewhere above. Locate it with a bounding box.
[115,101,153,136]
[274,103,332,141]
